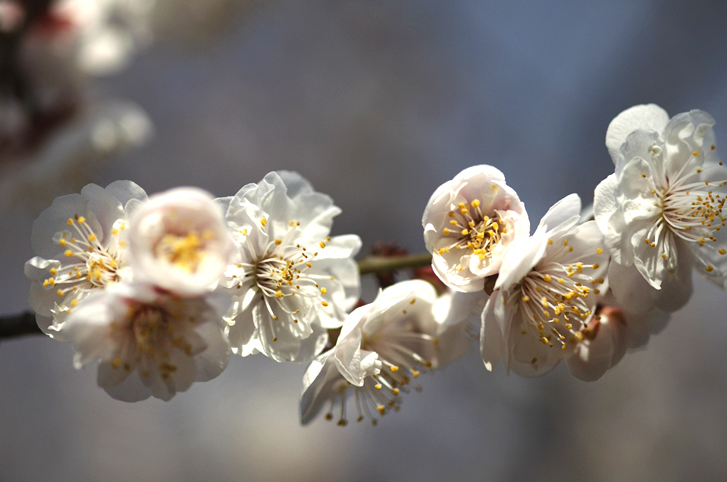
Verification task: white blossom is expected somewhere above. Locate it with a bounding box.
[24,180,147,340]
[595,104,727,312]
[299,280,445,426]
[431,290,483,366]
[128,187,235,297]
[480,194,609,377]
[566,305,627,382]
[565,295,669,381]
[219,171,361,363]
[423,165,529,292]
[63,281,230,402]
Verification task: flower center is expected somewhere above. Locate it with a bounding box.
[645,146,727,271]
[253,245,324,302]
[155,230,211,272]
[109,302,195,380]
[229,218,334,338]
[438,199,506,266]
[327,308,437,427]
[514,237,604,358]
[43,214,125,309]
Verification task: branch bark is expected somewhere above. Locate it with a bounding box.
[0,311,42,340]
[357,253,432,275]
[0,253,434,340]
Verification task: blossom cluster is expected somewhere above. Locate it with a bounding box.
[423,104,726,381]
[25,171,363,401]
[23,104,726,427]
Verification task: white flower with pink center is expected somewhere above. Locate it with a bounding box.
[128,187,235,297]
[423,165,529,292]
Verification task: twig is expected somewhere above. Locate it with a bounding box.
[0,311,42,340]
[0,253,434,340]
[357,253,432,275]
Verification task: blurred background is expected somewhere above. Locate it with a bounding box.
[2,0,727,481]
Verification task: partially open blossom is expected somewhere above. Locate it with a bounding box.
[595,104,727,312]
[590,288,670,351]
[300,280,443,426]
[219,171,361,363]
[128,187,235,297]
[480,194,609,377]
[566,305,627,381]
[24,180,147,340]
[63,281,231,401]
[423,165,529,292]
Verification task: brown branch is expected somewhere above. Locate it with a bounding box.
[0,252,433,340]
[357,253,432,275]
[0,311,42,340]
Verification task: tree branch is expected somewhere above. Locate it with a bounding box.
[0,253,434,341]
[0,311,42,340]
[357,253,432,275]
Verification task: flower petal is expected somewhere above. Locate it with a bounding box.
[606,104,669,161]
[479,295,502,372]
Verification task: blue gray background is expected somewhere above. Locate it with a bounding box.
[2,1,727,481]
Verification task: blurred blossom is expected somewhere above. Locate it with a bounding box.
[64,280,231,402]
[0,101,152,212]
[152,0,266,46]
[0,0,154,212]
[128,187,235,297]
[53,0,155,76]
[0,0,23,32]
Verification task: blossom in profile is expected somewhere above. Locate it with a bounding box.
[595,104,726,312]
[128,187,235,297]
[566,294,669,381]
[219,171,361,363]
[480,194,609,377]
[566,305,627,381]
[423,165,529,292]
[24,180,148,340]
[63,281,231,402]
[300,280,467,426]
